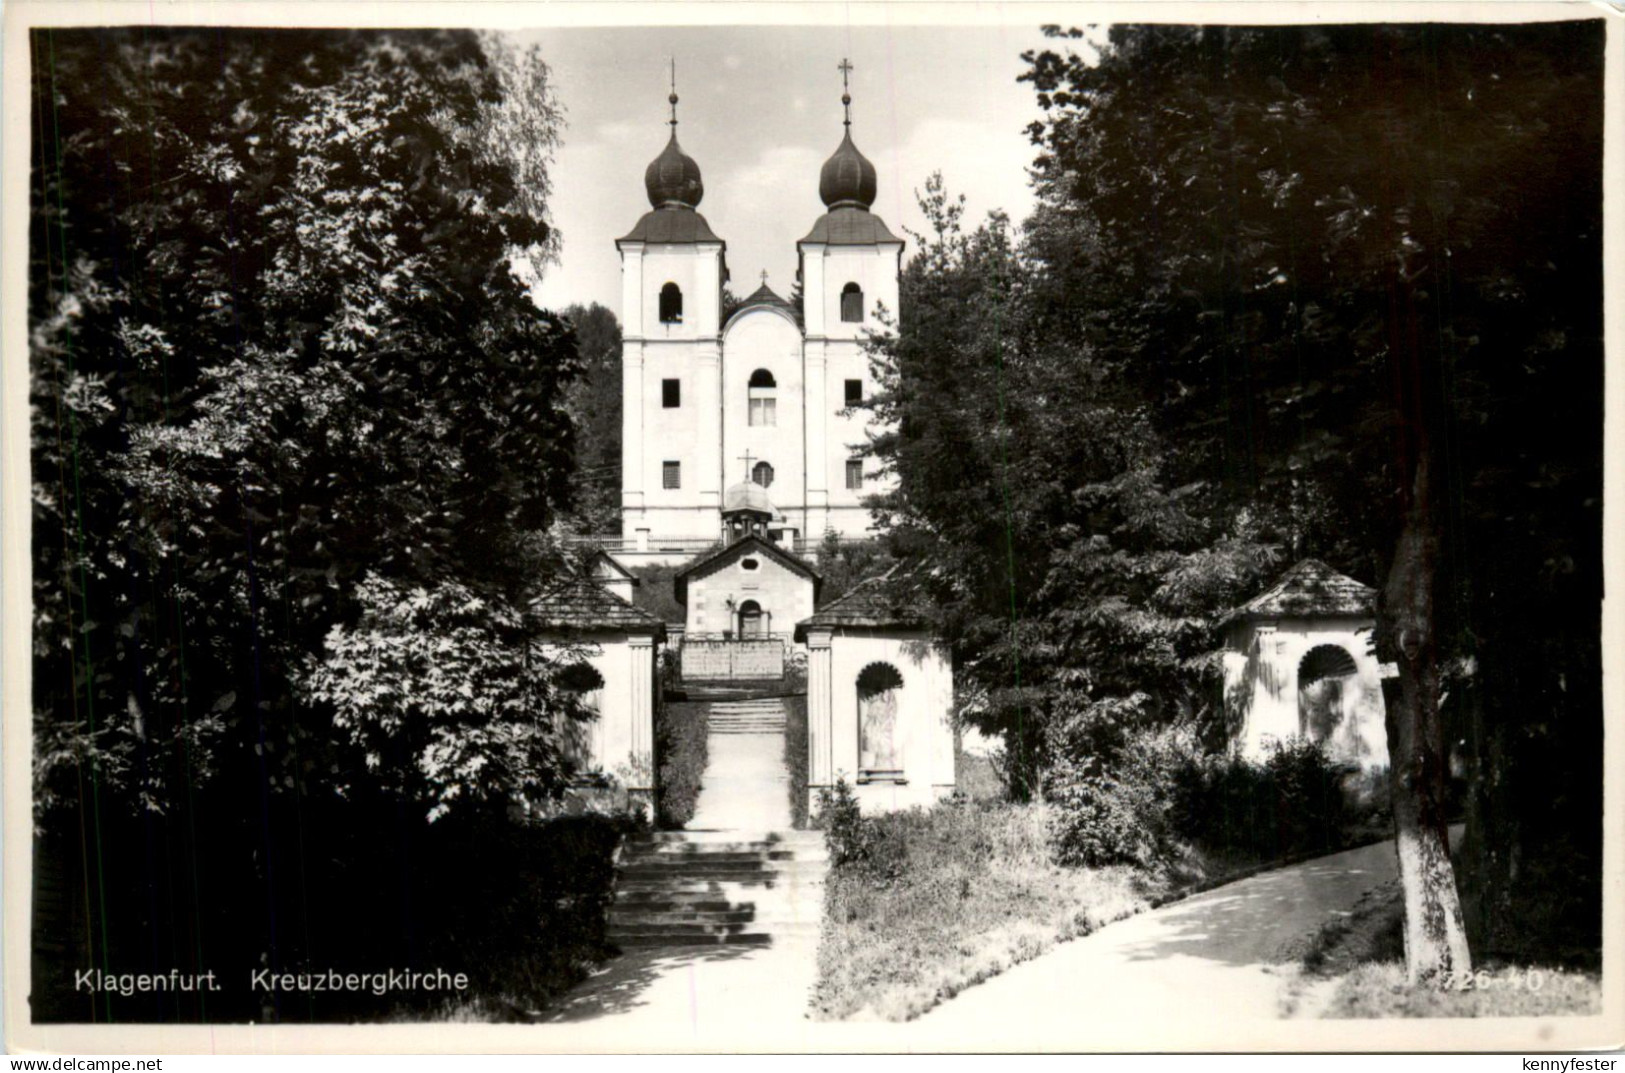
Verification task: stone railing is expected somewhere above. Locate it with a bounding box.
[679,636,787,681]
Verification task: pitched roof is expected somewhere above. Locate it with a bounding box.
[725,282,801,330]
[798,206,902,246]
[586,549,637,584]
[530,573,665,638]
[674,535,821,606]
[794,566,932,639]
[618,206,723,245]
[1238,558,1376,619]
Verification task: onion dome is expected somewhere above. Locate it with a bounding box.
[818,131,877,210]
[645,131,704,209]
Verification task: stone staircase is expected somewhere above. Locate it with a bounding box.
[705,697,789,735]
[606,830,827,949]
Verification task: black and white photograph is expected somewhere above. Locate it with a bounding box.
[2,0,1620,1054]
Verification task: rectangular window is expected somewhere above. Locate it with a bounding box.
[844,379,863,406]
[846,459,863,490]
[662,379,681,408]
[663,461,681,489]
[749,397,777,427]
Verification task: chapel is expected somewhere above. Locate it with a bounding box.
[1221,558,1391,771]
[615,67,902,556]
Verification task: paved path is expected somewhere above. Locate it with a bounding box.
[895,837,1408,1047]
[532,704,821,1047]
[687,730,792,832]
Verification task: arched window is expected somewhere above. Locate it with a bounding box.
[738,599,766,638]
[840,282,864,323]
[752,460,775,488]
[748,368,777,427]
[856,662,905,778]
[659,282,683,324]
[557,662,606,778]
[1298,645,1358,744]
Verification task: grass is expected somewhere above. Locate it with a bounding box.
[655,699,709,828]
[1323,962,1602,1018]
[810,800,1155,1021]
[784,694,809,828]
[1280,874,1602,1019]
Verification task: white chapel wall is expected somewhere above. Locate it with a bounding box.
[541,634,657,792]
[1224,616,1390,771]
[684,553,816,637]
[817,630,956,813]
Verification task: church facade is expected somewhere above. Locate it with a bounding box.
[616,82,902,555]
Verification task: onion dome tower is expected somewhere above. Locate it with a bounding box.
[620,69,722,245]
[801,59,900,247]
[795,59,903,542]
[616,63,728,547]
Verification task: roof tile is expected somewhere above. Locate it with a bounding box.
[1239,558,1376,618]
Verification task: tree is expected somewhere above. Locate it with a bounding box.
[29,28,587,1016]
[1020,22,1603,981]
[559,302,622,534]
[859,175,1276,797]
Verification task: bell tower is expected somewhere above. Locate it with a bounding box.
[617,67,728,545]
[797,59,904,539]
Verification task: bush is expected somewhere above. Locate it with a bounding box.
[655,700,708,828]
[1045,725,1188,868]
[1171,737,1355,861]
[813,778,877,867]
[1046,725,1364,870]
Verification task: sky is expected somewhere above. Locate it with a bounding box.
[516,25,1087,314]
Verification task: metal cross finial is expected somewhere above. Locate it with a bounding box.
[760,269,769,286]
[738,449,756,479]
[838,58,854,127]
[668,58,679,129]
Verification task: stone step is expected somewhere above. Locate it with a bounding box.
[611,890,737,903]
[610,932,775,948]
[614,878,823,895]
[607,921,750,939]
[622,849,801,863]
[609,922,823,942]
[642,830,824,845]
[610,908,757,926]
[622,840,784,855]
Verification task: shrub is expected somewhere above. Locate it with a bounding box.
[1045,726,1187,868]
[655,700,708,828]
[1170,737,1355,861]
[1047,724,1363,870]
[813,778,877,867]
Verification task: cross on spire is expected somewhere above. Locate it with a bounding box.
[738,449,757,480]
[838,58,854,127]
[760,269,770,286]
[668,58,679,129]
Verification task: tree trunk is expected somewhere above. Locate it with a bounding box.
[1381,449,1472,985]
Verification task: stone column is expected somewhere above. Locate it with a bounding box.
[806,629,835,809]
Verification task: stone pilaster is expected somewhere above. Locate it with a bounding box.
[806,630,835,808]
[627,635,655,791]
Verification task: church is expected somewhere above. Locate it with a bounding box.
[615,70,902,561]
